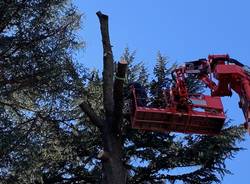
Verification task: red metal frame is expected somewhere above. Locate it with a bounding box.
[131,88,225,135]
[130,54,250,135]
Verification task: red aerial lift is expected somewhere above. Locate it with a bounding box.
[129,55,250,135]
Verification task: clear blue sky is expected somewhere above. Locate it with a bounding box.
[74,0,250,183]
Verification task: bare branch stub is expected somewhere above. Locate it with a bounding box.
[113,60,128,130]
[79,102,103,129]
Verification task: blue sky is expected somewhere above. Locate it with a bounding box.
[74,0,250,183]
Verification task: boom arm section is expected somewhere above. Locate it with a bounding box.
[184,54,250,133]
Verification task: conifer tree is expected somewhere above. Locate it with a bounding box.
[0,1,90,183]
[150,52,173,107]
[0,5,246,184]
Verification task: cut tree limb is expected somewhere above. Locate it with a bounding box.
[79,102,104,129]
[113,60,128,129]
[66,58,103,129]
[97,150,110,161]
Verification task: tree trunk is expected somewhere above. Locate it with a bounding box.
[96,11,127,184]
[101,126,126,184]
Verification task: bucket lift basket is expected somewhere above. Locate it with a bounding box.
[130,88,226,135]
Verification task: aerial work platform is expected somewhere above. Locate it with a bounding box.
[130,89,226,135]
[132,106,225,135]
[128,55,250,135]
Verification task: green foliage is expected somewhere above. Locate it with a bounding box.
[150,52,174,107]
[121,47,149,87]
[0,1,102,183]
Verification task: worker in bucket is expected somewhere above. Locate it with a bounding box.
[127,82,147,107]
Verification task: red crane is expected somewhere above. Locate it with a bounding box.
[129,55,250,135]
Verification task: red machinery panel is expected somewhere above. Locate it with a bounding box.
[131,89,226,135]
[214,64,245,78]
[132,107,225,135]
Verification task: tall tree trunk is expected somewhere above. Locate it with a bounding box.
[96,11,127,184]
[101,126,126,184]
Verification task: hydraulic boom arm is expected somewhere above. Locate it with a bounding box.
[183,55,250,133]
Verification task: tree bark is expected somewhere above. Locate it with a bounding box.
[114,60,128,131]
[97,11,127,184]
[96,11,114,118]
